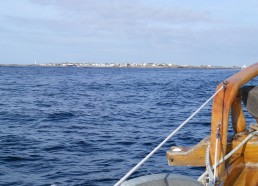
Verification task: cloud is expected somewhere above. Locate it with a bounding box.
[28,0,215,39]
[3,0,217,42]
[2,0,217,51]
[2,0,258,65]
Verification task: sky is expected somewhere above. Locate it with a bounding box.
[0,0,258,66]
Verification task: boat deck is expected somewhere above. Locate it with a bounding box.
[233,167,258,186]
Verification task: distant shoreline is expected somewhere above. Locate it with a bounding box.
[0,63,241,69]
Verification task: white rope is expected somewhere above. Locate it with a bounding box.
[205,145,213,181]
[213,123,221,184]
[212,138,219,184]
[114,85,224,186]
[198,131,258,183]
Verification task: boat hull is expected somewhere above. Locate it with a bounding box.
[121,173,203,186]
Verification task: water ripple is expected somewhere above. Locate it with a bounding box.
[0,67,254,185]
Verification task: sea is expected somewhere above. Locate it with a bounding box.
[0,66,256,186]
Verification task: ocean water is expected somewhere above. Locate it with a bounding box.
[0,66,253,185]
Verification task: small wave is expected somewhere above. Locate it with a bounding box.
[46,112,76,121]
[1,154,43,163]
[117,141,135,146]
[4,156,24,162]
[42,145,67,152]
[35,102,52,107]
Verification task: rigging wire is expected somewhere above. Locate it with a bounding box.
[114,85,225,186]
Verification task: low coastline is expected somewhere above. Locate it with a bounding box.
[0,63,240,69]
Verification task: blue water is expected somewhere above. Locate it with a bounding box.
[0,66,250,185]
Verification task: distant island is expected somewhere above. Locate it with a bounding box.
[0,62,241,69]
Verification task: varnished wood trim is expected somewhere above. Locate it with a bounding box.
[210,62,258,177]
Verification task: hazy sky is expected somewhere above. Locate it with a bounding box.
[1,0,258,66]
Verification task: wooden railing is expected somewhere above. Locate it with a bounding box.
[210,62,258,178]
